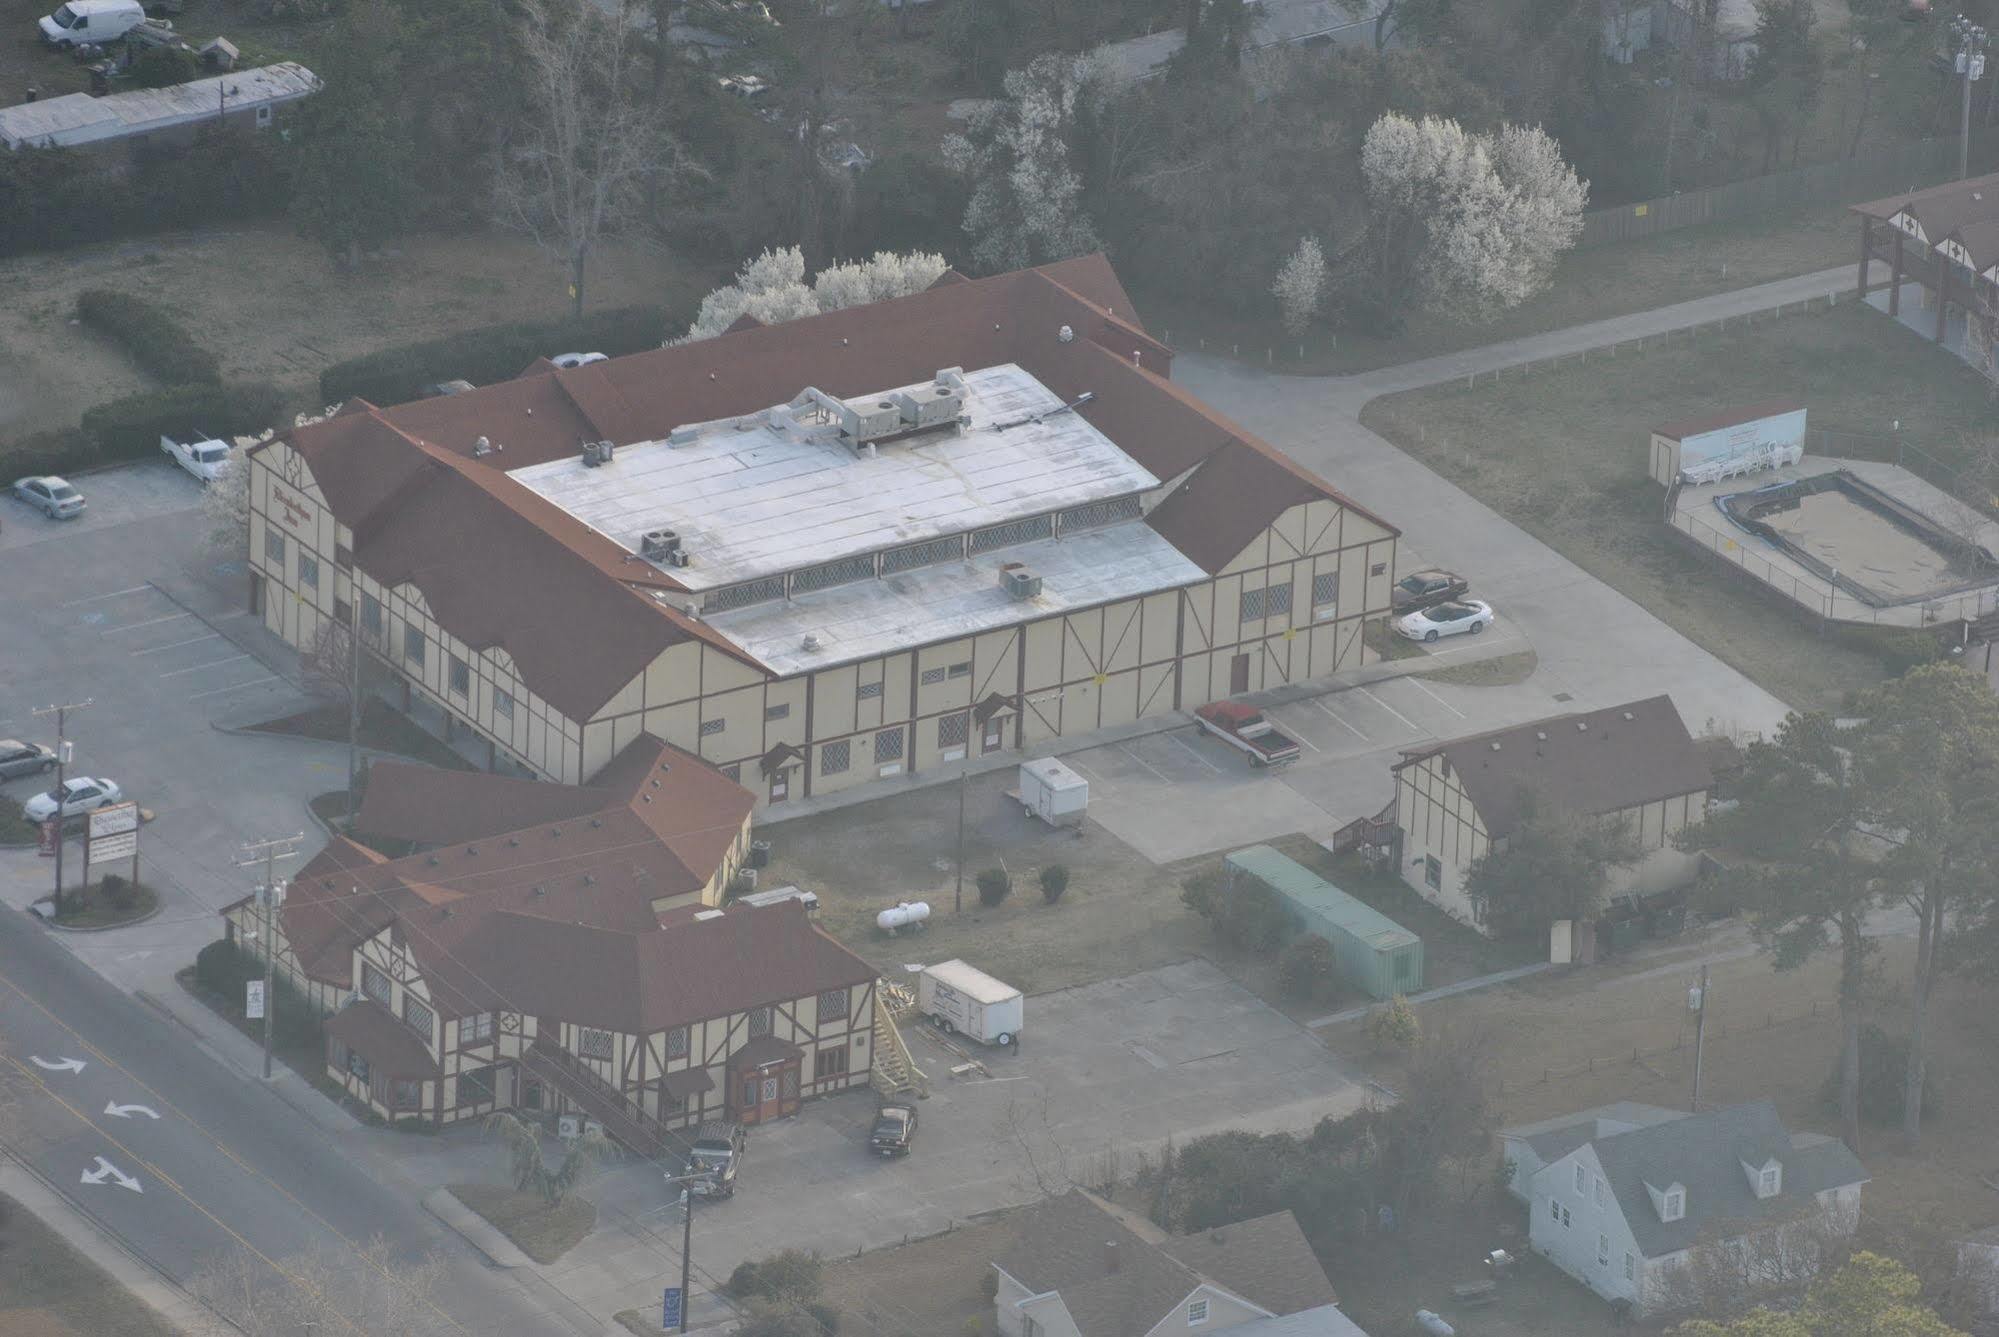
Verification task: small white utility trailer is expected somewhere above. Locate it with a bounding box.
[916,959,1024,1047]
[1014,757,1088,827]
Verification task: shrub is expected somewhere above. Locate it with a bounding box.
[0,427,94,481]
[1180,868,1224,919]
[99,873,138,911]
[1182,869,1290,953]
[728,1250,824,1304]
[127,44,201,89]
[318,305,677,407]
[1821,1023,1940,1126]
[1277,935,1336,1000]
[1871,629,1945,677]
[80,381,286,460]
[975,867,1011,908]
[77,289,221,385]
[1363,994,1422,1054]
[194,938,249,994]
[1038,864,1069,905]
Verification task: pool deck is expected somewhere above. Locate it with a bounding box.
[1669,456,1999,629]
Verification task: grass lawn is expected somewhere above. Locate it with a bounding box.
[449,1184,596,1265]
[49,878,157,929]
[1422,650,1540,687]
[1362,617,1425,662]
[0,797,37,845]
[247,698,473,772]
[1360,302,1999,713]
[0,1191,178,1337]
[1133,203,1863,376]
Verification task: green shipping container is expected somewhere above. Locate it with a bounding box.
[1224,845,1423,1000]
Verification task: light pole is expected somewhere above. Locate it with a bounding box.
[32,699,90,918]
[1951,14,1989,179]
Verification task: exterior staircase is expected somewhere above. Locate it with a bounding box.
[871,980,929,1100]
[521,1040,677,1160]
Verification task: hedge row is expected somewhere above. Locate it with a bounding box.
[1,382,288,481]
[77,289,222,386]
[318,304,677,407]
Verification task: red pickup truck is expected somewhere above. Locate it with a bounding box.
[1194,702,1302,768]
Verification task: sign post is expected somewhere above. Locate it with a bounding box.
[85,802,139,889]
[246,980,266,1020]
[661,1287,683,1331]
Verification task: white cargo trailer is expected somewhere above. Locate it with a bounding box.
[916,959,1024,1047]
[1016,757,1088,827]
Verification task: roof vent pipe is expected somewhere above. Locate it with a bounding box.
[1057,325,1075,343]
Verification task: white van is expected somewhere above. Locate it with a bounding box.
[39,0,145,47]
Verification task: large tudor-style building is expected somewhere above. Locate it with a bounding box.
[223,735,881,1151]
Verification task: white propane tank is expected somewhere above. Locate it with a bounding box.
[876,901,932,932]
[1415,1311,1455,1337]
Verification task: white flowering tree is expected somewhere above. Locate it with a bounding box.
[1271,237,1328,337]
[212,406,340,552]
[678,247,949,342]
[1360,113,1586,321]
[942,54,1102,275]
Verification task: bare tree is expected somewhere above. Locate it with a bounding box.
[1652,1204,1855,1316]
[493,0,684,319]
[191,1235,447,1337]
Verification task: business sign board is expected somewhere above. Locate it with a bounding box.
[661,1287,683,1329]
[86,802,138,872]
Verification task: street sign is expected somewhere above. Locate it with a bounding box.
[86,802,138,871]
[661,1287,683,1329]
[246,980,266,1020]
[37,818,57,858]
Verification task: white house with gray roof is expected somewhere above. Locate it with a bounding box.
[1502,1100,1868,1315]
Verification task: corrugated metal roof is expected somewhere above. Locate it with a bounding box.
[1224,846,1419,951]
[0,61,318,149]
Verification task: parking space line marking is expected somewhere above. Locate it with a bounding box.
[1117,742,1171,783]
[1285,723,1320,753]
[1407,677,1466,719]
[1357,685,1419,732]
[1165,733,1223,773]
[1312,697,1369,742]
[158,654,252,678]
[130,633,221,656]
[1065,759,1102,785]
[59,585,151,607]
[187,676,276,700]
[99,612,189,634]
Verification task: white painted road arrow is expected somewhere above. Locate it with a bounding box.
[30,1056,86,1074]
[104,1102,160,1120]
[79,1156,142,1193]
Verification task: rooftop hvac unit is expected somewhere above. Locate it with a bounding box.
[999,563,1042,599]
[641,529,681,561]
[666,549,692,568]
[892,383,964,430]
[581,440,615,467]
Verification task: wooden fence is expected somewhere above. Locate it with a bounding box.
[1577,139,1978,248]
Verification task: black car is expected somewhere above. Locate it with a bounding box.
[869,1103,917,1157]
[1390,569,1470,615]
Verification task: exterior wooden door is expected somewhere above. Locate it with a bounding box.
[769,768,789,803]
[734,1058,802,1124]
[1230,653,1251,695]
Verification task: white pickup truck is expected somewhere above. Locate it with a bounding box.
[160,433,233,483]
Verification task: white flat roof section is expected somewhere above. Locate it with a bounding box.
[508,364,1160,590]
[702,522,1205,675]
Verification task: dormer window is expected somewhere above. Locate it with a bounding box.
[1663,1188,1685,1221]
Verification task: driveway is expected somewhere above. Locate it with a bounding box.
[372,958,1372,1324]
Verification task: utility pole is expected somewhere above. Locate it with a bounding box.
[1952,15,1989,179]
[32,700,91,918]
[1689,964,1710,1112]
[346,617,363,825]
[663,1169,716,1333]
[236,834,302,1080]
[954,761,967,915]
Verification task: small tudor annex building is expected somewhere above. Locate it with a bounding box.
[1391,695,1713,937]
[1500,1100,1868,1315]
[241,255,1400,812]
[223,735,879,1151]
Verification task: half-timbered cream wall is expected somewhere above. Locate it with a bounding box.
[1395,755,1710,933]
[224,895,872,1128]
[249,444,1397,801]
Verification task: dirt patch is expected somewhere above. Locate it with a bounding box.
[814,1211,1032,1337]
[0,220,718,437]
[1420,650,1541,688]
[448,1183,596,1265]
[1360,303,1999,711]
[763,768,1209,997]
[0,1190,178,1337]
[1325,932,1999,1244]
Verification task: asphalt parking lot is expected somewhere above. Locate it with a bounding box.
[0,463,341,995]
[410,957,1371,1320]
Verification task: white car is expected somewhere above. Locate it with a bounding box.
[161,433,234,483]
[23,777,123,823]
[13,475,85,519]
[551,351,608,369]
[1395,598,1495,643]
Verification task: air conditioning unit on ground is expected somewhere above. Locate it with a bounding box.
[999,562,1043,599]
[558,1114,583,1140]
